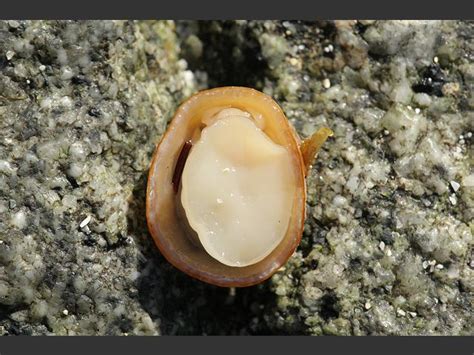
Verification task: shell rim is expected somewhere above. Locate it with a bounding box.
[146,86,307,287]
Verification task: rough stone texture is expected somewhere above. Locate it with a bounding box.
[0,20,195,335]
[0,20,473,335]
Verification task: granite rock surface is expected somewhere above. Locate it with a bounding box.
[0,20,472,335]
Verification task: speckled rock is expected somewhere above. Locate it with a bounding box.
[0,20,473,335]
[0,20,195,335]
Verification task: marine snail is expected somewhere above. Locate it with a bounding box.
[146,87,332,287]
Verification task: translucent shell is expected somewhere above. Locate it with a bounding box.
[146,87,332,287]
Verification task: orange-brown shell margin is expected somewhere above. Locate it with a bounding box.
[146,87,306,287]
